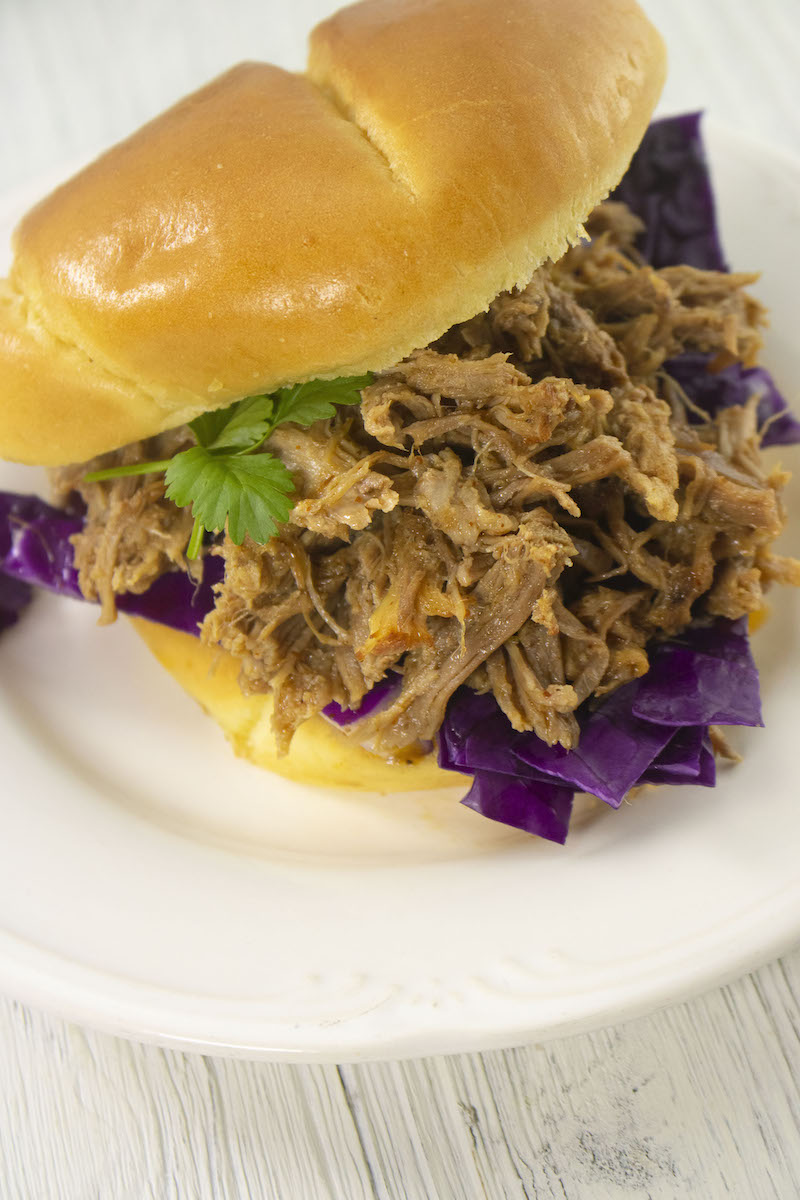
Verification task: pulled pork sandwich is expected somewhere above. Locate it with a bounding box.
[1,0,798,840]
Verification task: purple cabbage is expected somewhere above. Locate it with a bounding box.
[324,672,402,726]
[620,115,800,449]
[511,682,675,808]
[640,728,716,789]
[116,557,223,633]
[433,617,758,841]
[437,684,674,811]
[631,619,762,728]
[0,490,84,597]
[664,354,800,449]
[461,772,574,844]
[696,737,718,789]
[610,111,727,271]
[1,113,798,842]
[639,724,706,787]
[0,490,222,635]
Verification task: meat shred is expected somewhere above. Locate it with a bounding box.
[61,202,798,758]
[51,429,197,624]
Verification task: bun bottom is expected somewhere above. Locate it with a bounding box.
[130,618,606,833]
[130,618,467,793]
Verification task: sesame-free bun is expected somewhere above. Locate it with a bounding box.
[134,618,612,825]
[131,618,466,792]
[0,0,665,466]
[132,618,606,824]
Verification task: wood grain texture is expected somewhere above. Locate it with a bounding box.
[1,1,800,1198]
[3,949,800,1198]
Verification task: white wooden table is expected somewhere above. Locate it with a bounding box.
[2,2,799,1196]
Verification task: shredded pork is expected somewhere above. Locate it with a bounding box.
[51,428,197,624]
[55,203,800,758]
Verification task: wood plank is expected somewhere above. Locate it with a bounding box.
[0,1002,375,1200]
[2,950,800,1198]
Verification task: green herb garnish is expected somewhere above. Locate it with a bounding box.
[84,375,372,555]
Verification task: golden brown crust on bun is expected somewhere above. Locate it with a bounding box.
[132,618,468,793]
[0,281,170,463]
[1,0,664,466]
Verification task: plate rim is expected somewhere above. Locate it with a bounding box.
[1,873,800,1061]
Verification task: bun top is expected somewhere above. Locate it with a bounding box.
[0,0,665,466]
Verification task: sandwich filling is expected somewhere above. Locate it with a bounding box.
[52,201,798,760]
[3,113,800,841]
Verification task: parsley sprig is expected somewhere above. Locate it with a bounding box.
[84,375,372,556]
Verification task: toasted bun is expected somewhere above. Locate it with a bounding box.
[0,0,665,466]
[131,618,467,792]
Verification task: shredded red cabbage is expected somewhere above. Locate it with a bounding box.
[630,619,762,728]
[618,114,800,450]
[1,113,798,842]
[0,490,222,634]
[610,111,727,271]
[664,354,800,449]
[435,617,756,840]
[639,727,715,788]
[0,490,84,598]
[461,772,574,844]
[323,672,402,726]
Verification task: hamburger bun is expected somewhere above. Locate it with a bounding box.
[131,617,466,792]
[132,617,607,827]
[0,0,665,466]
[1,0,667,807]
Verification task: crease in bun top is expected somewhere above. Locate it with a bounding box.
[1,0,665,466]
[2,0,799,841]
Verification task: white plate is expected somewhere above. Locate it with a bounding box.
[1,121,799,1062]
